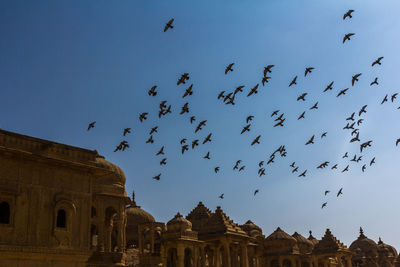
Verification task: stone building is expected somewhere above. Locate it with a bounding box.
[0,130,399,267]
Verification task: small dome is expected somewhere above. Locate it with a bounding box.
[167,212,192,232]
[266,227,297,242]
[94,155,126,185]
[378,237,398,258]
[240,220,262,237]
[308,230,319,245]
[349,227,379,258]
[126,192,155,247]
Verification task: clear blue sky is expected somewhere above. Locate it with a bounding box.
[1,0,400,248]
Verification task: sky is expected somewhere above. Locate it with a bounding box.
[1,0,400,248]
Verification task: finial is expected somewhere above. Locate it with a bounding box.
[309,230,312,236]
[131,190,138,207]
[378,237,383,244]
[360,227,364,236]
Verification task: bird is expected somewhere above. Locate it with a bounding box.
[391,93,398,102]
[271,110,279,117]
[233,85,245,95]
[246,115,254,123]
[214,167,220,173]
[190,116,196,124]
[343,152,348,158]
[381,94,388,105]
[305,135,315,145]
[254,189,259,196]
[290,162,296,168]
[164,18,174,32]
[191,139,199,149]
[123,128,131,136]
[275,113,284,121]
[233,160,242,170]
[239,166,245,172]
[305,67,314,76]
[321,132,327,138]
[247,84,259,97]
[359,105,367,116]
[219,193,224,199]
[357,119,363,126]
[321,202,327,209]
[195,120,207,133]
[177,73,189,85]
[396,138,400,146]
[153,173,161,180]
[342,165,349,173]
[225,63,234,74]
[159,100,167,109]
[350,133,360,143]
[372,56,384,67]
[180,138,187,145]
[324,81,334,92]
[337,88,349,97]
[310,102,318,110]
[370,77,378,86]
[251,135,261,146]
[289,76,297,87]
[347,112,355,121]
[203,133,212,144]
[150,126,158,135]
[343,33,355,43]
[156,146,164,156]
[258,168,266,177]
[180,102,189,114]
[324,190,330,196]
[292,167,299,173]
[148,85,157,96]
[274,119,285,127]
[264,65,275,75]
[87,121,96,131]
[343,9,355,20]
[203,151,210,160]
[297,111,306,120]
[337,188,343,197]
[298,170,307,177]
[262,76,271,86]
[362,164,366,172]
[139,112,148,122]
[297,93,307,101]
[370,157,376,166]
[352,73,362,86]
[360,140,372,153]
[182,84,193,98]
[259,161,265,167]
[146,135,154,144]
[217,91,225,100]
[331,164,338,169]
[160,158,167,165]
[181,145,189,154]
[241,124,251,134]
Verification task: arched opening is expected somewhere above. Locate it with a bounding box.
[204,245,214,267]
[184,248,193,267]
[283,259,292,267]
[56,209,67,228]
[91,206,96,218]
[167,248,178,267]
[105,207,118,252]
[0,201,10,224]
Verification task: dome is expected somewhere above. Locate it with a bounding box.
[240,220,263,238]
[167,212,192,232]
[94,155,126,185]
[126,192,155,247]
[307,230,319,245]
[349,227,379,258]
[378,237,398,258]
[266,227,297,242]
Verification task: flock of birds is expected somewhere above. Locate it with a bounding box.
[86,9,400,210]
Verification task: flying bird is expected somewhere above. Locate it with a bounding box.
[177,73,189,85]
[203,133,212,144]
[160,158,167,165]
[217,91,225,100]
[262,76,271,86]
[181,144,189,154]
[391,93,398,102]
[310,102,318,110]
[254,189,259,196]
[214,167,220,173]
[324,81,334,92]
[190,116,196,124]
[246,115,254,123]
[139,112,148,122]
[359,105,367,116]
[372,56,384,67]
[225,63,234,74]
[156,146,165,156]
[370,157,376,166]
[289,76,298,87]
[146,135,154,144]
[396,138,400,146]
[324,190,330,196]
[219,193,224,199]
[264,65,274,75]
[305,67,314,77]
[271,110,279,117]
[337,188,343,197]
[343,9,354,20]
[247,84,259,97]
[298,111,306,120]
[352,73,362,86]
[297,93,307,101]
[337,88,349,97]
[87,121,96,131]
[321,132,327,138]
[298,170,307,177]
[123,128,131,136]
[321,202,327,209]
[164,18,174,32]
[153,173,161,180]
[370,77,378,86]
[343,33,355,43]
[150,126,158,135]
[182,84,193,98]
[203,151,210,160]
[342,165,349,173]
[191,139,199,149]
[305,135,315,145]
[241,124,251,134]
[381,94,388,105]
[148,85,157,96]
[251,135,261,146]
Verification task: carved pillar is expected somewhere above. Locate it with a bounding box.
[200,246,206,267]
[214,246,220,267]
[177,244,185,267]
[231,246,238,267]
[241,243,249,267]
[224,241,231,267]
[346,256,352,267]
[105,220,113,252]
[116,218,124,252]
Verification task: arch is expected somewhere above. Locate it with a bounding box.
[56,209,67,228]
[0,201,10,224]
[184,247,193,267]
[105,206,118,252]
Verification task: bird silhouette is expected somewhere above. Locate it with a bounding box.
[259,161,264,167]
[254,189,259,196]
[203,133,212,144]
[324,190,330,196]
[357,119,363,126]
[352,73,362,86]
[180,138,186,145]
[241,124,251,134]
[337,188,343,197]
[233,160,242,170]
[343,9,355,20]
[177,73,189,85]
[214,167,220,173]
[146,135,154,144]
[180,102,189,114]
[87,121,96,131]
[251,135,261,146]
[362,164,366,172]
[343,152,349,158]
[372,56,384,66]
[310,102,318,110]
[396,138,400,146]
[342,165,349,172]
[182,84,193,98]
[321,132,327,138]
[264,65,275,75]
[239,166,245,172]
[219,193,224,199]
[305,67,314,76]
[290,162,296,168]
[225,63,234,74]
[123,128,131,136]
[305,135,315,145]
[148,85,157,96]
[337,88,349,97]
[331,164,338,169]
[262,76,271,86]
[150,126,158,135]
[203,151,210,160]
[292,167,299,173]
[246,115,254,123]
[381,95,388,105]
[139,112,148,122]
[347,112,355,121]
[343,33,355,43]
[247,84,259,97]
[298,111,306,120]
[370,157,376,166]
[359,105,367,116]
[160,158,167,165]
[217,91,225,100]
[274,119,285,127]
[164,18,174,32]
[289,76,298,87]
[370,77,378,86]
[156,146,164,156]
[298,170,307,177]
[190,116,196,124]
[271,110,279,117]
[181,144,189,154]
[195,120,207,133]
[192,139,199,149]
[153,173,161,180]
[297,93,307,101]
[391,93,398,102]
[360,140,372,153]
[324,81,334,92]
[321,202,327,209]
[234,85,245,95]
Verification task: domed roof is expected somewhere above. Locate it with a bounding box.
[266,227,297,242]
[307,231,319,245]
[349,227,379,257]
[94,155,126,185]
[293,232,313,246]
[378,237,398,258]
[167,212,192,232]
[240,220,263,237]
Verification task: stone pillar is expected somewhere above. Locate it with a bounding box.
[346,256,352,267]
[105,221,113,252]
[224,242,231,267]
[161,245,167,267]
[177,244,185,267]
[150,228,155,253]
[214,246,220,267]
[193,246,199,267]
[240,243,249,267]
[200,247,206,267]
[116,219,124,252]
[231,246,238,267]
